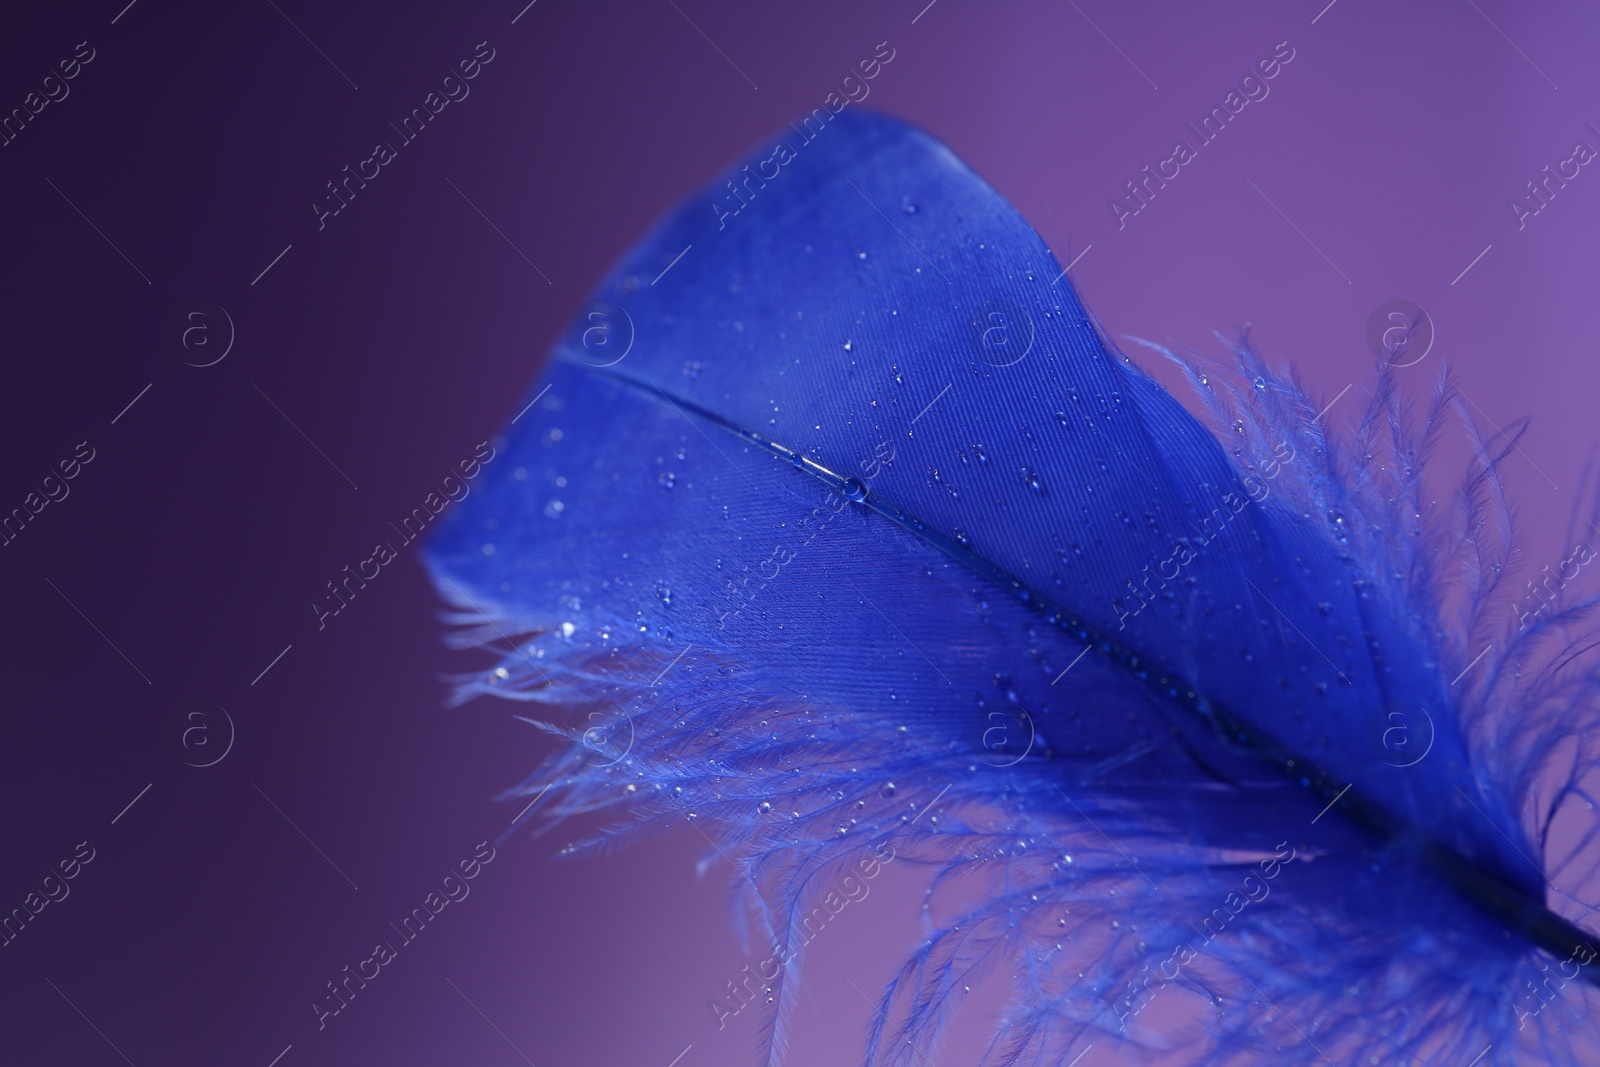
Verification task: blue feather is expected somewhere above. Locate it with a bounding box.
[424,111,1600,1065]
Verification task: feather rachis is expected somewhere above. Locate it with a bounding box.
[425,111,1600,1064]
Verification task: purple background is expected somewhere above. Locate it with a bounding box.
[1,1,1596,1064]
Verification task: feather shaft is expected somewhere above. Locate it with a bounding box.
[595,360,1600,984]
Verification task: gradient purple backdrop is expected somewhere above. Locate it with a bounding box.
[2,1,1596,1064]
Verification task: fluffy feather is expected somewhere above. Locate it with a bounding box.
[424,110,1600,1065]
